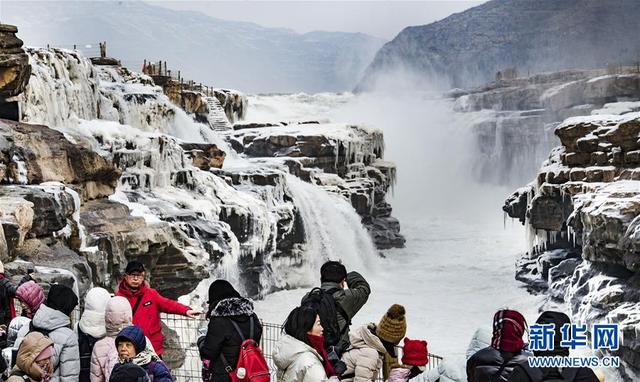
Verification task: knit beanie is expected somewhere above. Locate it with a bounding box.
[402,338,429,366]
[109,363,150,382]
[377,304,407,345]
[15,281,45,317]
[46,284,78,316]
[115,325,146,354]
[491,309,527,353]
[535,311,571,357]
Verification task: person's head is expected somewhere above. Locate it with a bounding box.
[15,281,45,319]
[320,261,347,287]
[401,338,429,367]
[115,325,146,361]
[491,309,527,354]
[105,296,133,336]
[109,362,150,382]
[79,287,112,337]
[535,311,571,357]
[46,284,78,317]
[124,261,146,290]
[207,279,240,317]
[283,306,322,345]
[15,331,54,380]
[377,304,407,347]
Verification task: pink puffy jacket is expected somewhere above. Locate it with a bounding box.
[89,297,132,382]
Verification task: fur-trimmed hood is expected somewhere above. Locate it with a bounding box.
[211,297,254,317]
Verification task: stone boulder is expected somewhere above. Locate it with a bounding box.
[0,24,30,99]
[0,195,33,260]
[180,143,226,169]
[0,120,120,200]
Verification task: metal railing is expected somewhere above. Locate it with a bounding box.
[161,314,443,381]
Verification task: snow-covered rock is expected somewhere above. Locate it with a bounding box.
[505,112,640,378]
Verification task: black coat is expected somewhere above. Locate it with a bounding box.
[198,297,263,382]
[467,346,531,382]
[507,363,599,382]
[78,326,100,382]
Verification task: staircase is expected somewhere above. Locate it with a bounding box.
[204,96,232,130]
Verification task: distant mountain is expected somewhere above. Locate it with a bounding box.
[4,1,385,93]
[356,0,640,92]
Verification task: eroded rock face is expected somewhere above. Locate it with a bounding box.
[0,120,120,200]
[505,114,640,378]
[81,199,208,299]
[0,24,30,99]
[225,122,404,249]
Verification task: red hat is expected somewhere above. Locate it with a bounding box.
[491,309,527,353]
[401,338,429,366]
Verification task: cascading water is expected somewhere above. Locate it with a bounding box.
[276,174,378,286]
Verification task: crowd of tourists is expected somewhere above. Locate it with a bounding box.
[0,260,606,382]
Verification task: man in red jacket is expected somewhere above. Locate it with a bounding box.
[116,260,200,356]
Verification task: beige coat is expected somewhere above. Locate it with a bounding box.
[341,324,386,382]
[7,332,54,382]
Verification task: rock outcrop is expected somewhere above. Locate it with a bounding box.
[505,113,640,379]
[225,122,405,249]
[0,24,30,99]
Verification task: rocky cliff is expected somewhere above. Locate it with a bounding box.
[357,0,640,91]
[0,43,399,311]
[504,112,640,380]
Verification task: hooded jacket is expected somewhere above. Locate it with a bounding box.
[78,288,111,382]
[22,304,80,382]
[273,334,328,382]
[7,332,54,382]
[15,281,45,320]
[341,324,387,382]
[90,297,132,382]
[198,297,263,382]
[115,280,191,355]
[506,311,598,382]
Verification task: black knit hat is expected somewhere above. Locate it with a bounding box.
[125,260,145,274]
[320,261,347,283]
[109,363,150,382]
[46,284,78,316]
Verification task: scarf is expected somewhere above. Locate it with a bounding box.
[307,334,336,377]
[120,347,159,367]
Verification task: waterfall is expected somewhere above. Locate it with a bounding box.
[282,174,378,285]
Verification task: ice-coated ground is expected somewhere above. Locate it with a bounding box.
[253,91,544,362]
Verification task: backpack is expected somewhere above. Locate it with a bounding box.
[515,363,579,382]
[301,287,350,351]
[220,317,270,382]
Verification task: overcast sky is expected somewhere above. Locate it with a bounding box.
[156,1,483,39]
